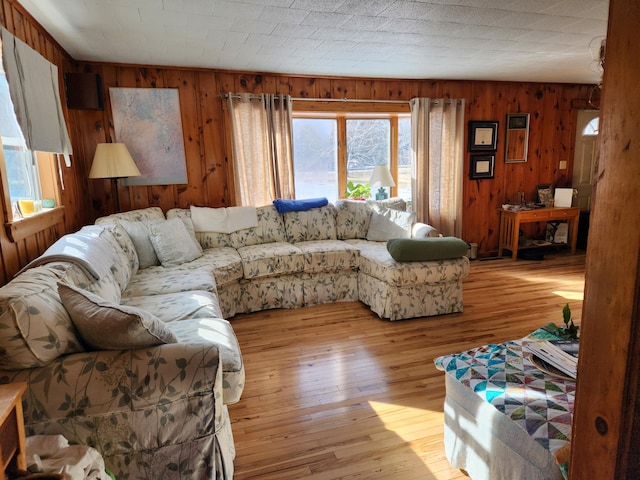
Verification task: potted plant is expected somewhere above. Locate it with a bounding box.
[345,182,371,200]
[543,303,579,340]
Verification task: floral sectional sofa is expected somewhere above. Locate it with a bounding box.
[0,197,469,479]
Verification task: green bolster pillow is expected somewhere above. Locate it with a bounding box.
[386,237,469,262]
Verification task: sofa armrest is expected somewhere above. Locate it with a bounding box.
[412,222,440,238]
[0,343,223,457]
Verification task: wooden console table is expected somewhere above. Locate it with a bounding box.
[498,207,580,261]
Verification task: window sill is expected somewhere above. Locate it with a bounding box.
[5,206,65,243]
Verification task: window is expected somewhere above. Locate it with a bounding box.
[292,104,411,203]
[0,67,57,220]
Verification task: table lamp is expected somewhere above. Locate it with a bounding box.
[369,165,395,200]
[89,143,141,212]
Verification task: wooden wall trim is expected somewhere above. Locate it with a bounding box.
[5,206,65,243]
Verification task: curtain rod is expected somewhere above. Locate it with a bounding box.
[220,93,461,105]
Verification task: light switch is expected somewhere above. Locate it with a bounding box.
[559,160,567,169]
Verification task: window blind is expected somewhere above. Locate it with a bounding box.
[1,27,72,165]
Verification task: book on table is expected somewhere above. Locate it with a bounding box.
[524,339,579,379]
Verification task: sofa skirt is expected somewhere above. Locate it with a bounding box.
[357,271,464,321]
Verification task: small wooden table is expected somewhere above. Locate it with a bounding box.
[498,207,580,261]
[0,383,27,479]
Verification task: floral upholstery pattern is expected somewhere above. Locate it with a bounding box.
[357,270,465,320]
[295,240,360,273]
[230,205,287,248]
[236,242,304,279]
[95,206,165,224]
[334,200,374,239]
[167,208,234,249]
[237,275,305,313]
[123,268,217,298]
[178,248,244,287]
[0,343,229,479]
[122,290,224,323]
[0,265,84,369]
[302,271,359,305]
[167,317,245,405]
[283,205,338,242]
[356,242,469,287]
[100,223,140,274]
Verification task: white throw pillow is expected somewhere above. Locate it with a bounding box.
[58,283,177,350]
[148,218,202,267]
[366,208,415,241]
[118,219,162,268]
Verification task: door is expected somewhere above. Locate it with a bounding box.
[571,110,599,211]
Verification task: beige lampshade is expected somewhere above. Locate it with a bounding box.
[369,165,396,187]
[89,143,141,179]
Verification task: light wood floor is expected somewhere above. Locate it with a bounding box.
[228,253,586,479]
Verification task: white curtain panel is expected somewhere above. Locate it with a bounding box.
[410,98,465,237]
[226,93,294,206]
[1,27,73,164]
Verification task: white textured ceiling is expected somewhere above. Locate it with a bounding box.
[19,0,608,84]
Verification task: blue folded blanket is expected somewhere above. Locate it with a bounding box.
[273,197,329,213]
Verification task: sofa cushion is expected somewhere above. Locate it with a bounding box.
[335,200,373,240]
[148,218,203,267]
[387,237,469,262]
[118,219,163,269]
[166,317,245,404]
[295,240,360,273]
[122,268,216,298]
[229,205,287,248]
[121,290,224,322]
[166,208,234,248]
[100,222,140,274]
[357,242,470,287]
[283,204,337,242]
[237,242,304,279]
[58,283,177,350]
[0,265,85,369]
[366,209,415,241]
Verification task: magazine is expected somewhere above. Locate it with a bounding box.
[524,339,579,379]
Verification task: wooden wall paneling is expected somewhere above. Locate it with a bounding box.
[315,77,332,99]
[197,71,229,207]
[215,72,236,96]
[164,69,205,209]
[293,77,317,98]
[82,64,118,219]
[357,79,376,99]
[331,78,355,99]
[1,0,12,32]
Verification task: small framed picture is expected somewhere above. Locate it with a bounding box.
[468,121,498,151]
[470,154,495,179]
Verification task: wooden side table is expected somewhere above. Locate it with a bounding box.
[0,383,27,480]
[498,207,581,261]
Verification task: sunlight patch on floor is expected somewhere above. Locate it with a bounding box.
[553,290,584,301]
[367,400,444,465]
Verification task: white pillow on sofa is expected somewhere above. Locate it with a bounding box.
[118,219,162,268]
[58,282,177,350]
[366,209,415,242]
[148,218,202,267]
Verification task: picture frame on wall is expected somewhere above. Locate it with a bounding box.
[468,121,498,151]
[469,154,495,179]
